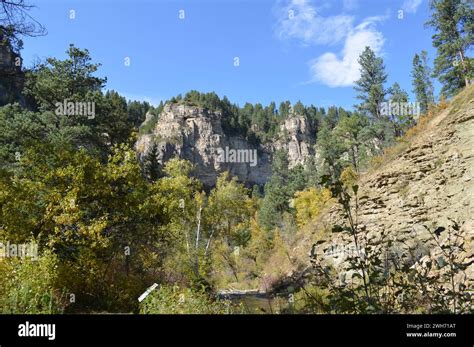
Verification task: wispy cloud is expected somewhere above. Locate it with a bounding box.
[275,0,353,45]
[274,0,387,88]
[402,0,423,14]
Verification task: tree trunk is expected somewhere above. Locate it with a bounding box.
[194,206,203,276]
[458,50,470,86]
[205,229,215,257]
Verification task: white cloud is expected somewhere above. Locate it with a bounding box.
[274,0,387,88]
[402,0,423,14]
[275,0,353,45]
[309,17,385,87]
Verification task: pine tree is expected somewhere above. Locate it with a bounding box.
[258,149,290,230]
[387,83,412,137]
[333,112,370,171]
[144,143,161,181]
[388,83,409,104]
[288,164,307,194]
[412,51,435,113]
[304,155,320,187]
[293,101,306,116]
[317,121,347,180]
[278,101,291,118]
[324,106,340,130]
[354,47,388,119]
[426,0,473,96]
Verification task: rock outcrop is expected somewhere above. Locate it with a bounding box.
[308,86,474,291]
[136,103,316,187]
[274,115,315,169]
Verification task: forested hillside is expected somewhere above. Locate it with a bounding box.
[0,0,472,314]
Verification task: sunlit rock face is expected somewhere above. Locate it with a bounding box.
[136,103,316,187]
[310,92,474,290]
[274,115,316,169]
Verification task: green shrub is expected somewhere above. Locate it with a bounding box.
[139,285,243,314]
[0,250,68,314]
[289,286,330,313]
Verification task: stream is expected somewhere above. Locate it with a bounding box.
[219,292,292,314]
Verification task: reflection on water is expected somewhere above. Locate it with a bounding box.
[229,294,291,314]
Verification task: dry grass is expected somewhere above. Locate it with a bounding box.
[367,85,474,174]
[368,95,453,172]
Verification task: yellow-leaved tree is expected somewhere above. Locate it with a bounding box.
[293,187,332,227]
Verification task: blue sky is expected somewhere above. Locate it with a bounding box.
[21,0,439,110]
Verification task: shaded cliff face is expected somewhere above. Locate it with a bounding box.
[136,103,316,186]
[303,86,474,290]
[0,41,24,106]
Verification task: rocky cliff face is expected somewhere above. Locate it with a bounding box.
[136,103,316,187]
[305,86,474,291]
[274,115,315,169]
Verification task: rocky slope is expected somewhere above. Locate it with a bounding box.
[136,103,316,187]
[291,86,474,293]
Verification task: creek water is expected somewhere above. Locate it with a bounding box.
[226,294,291,314]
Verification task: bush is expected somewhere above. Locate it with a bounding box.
[0,250,68,314]
[139,285,244,314]
[293,187,332,227]
[289,285,330,313]
[340,166,358,189]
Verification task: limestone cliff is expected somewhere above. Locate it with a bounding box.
[136,103,316,187]
[274,115,315,169]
